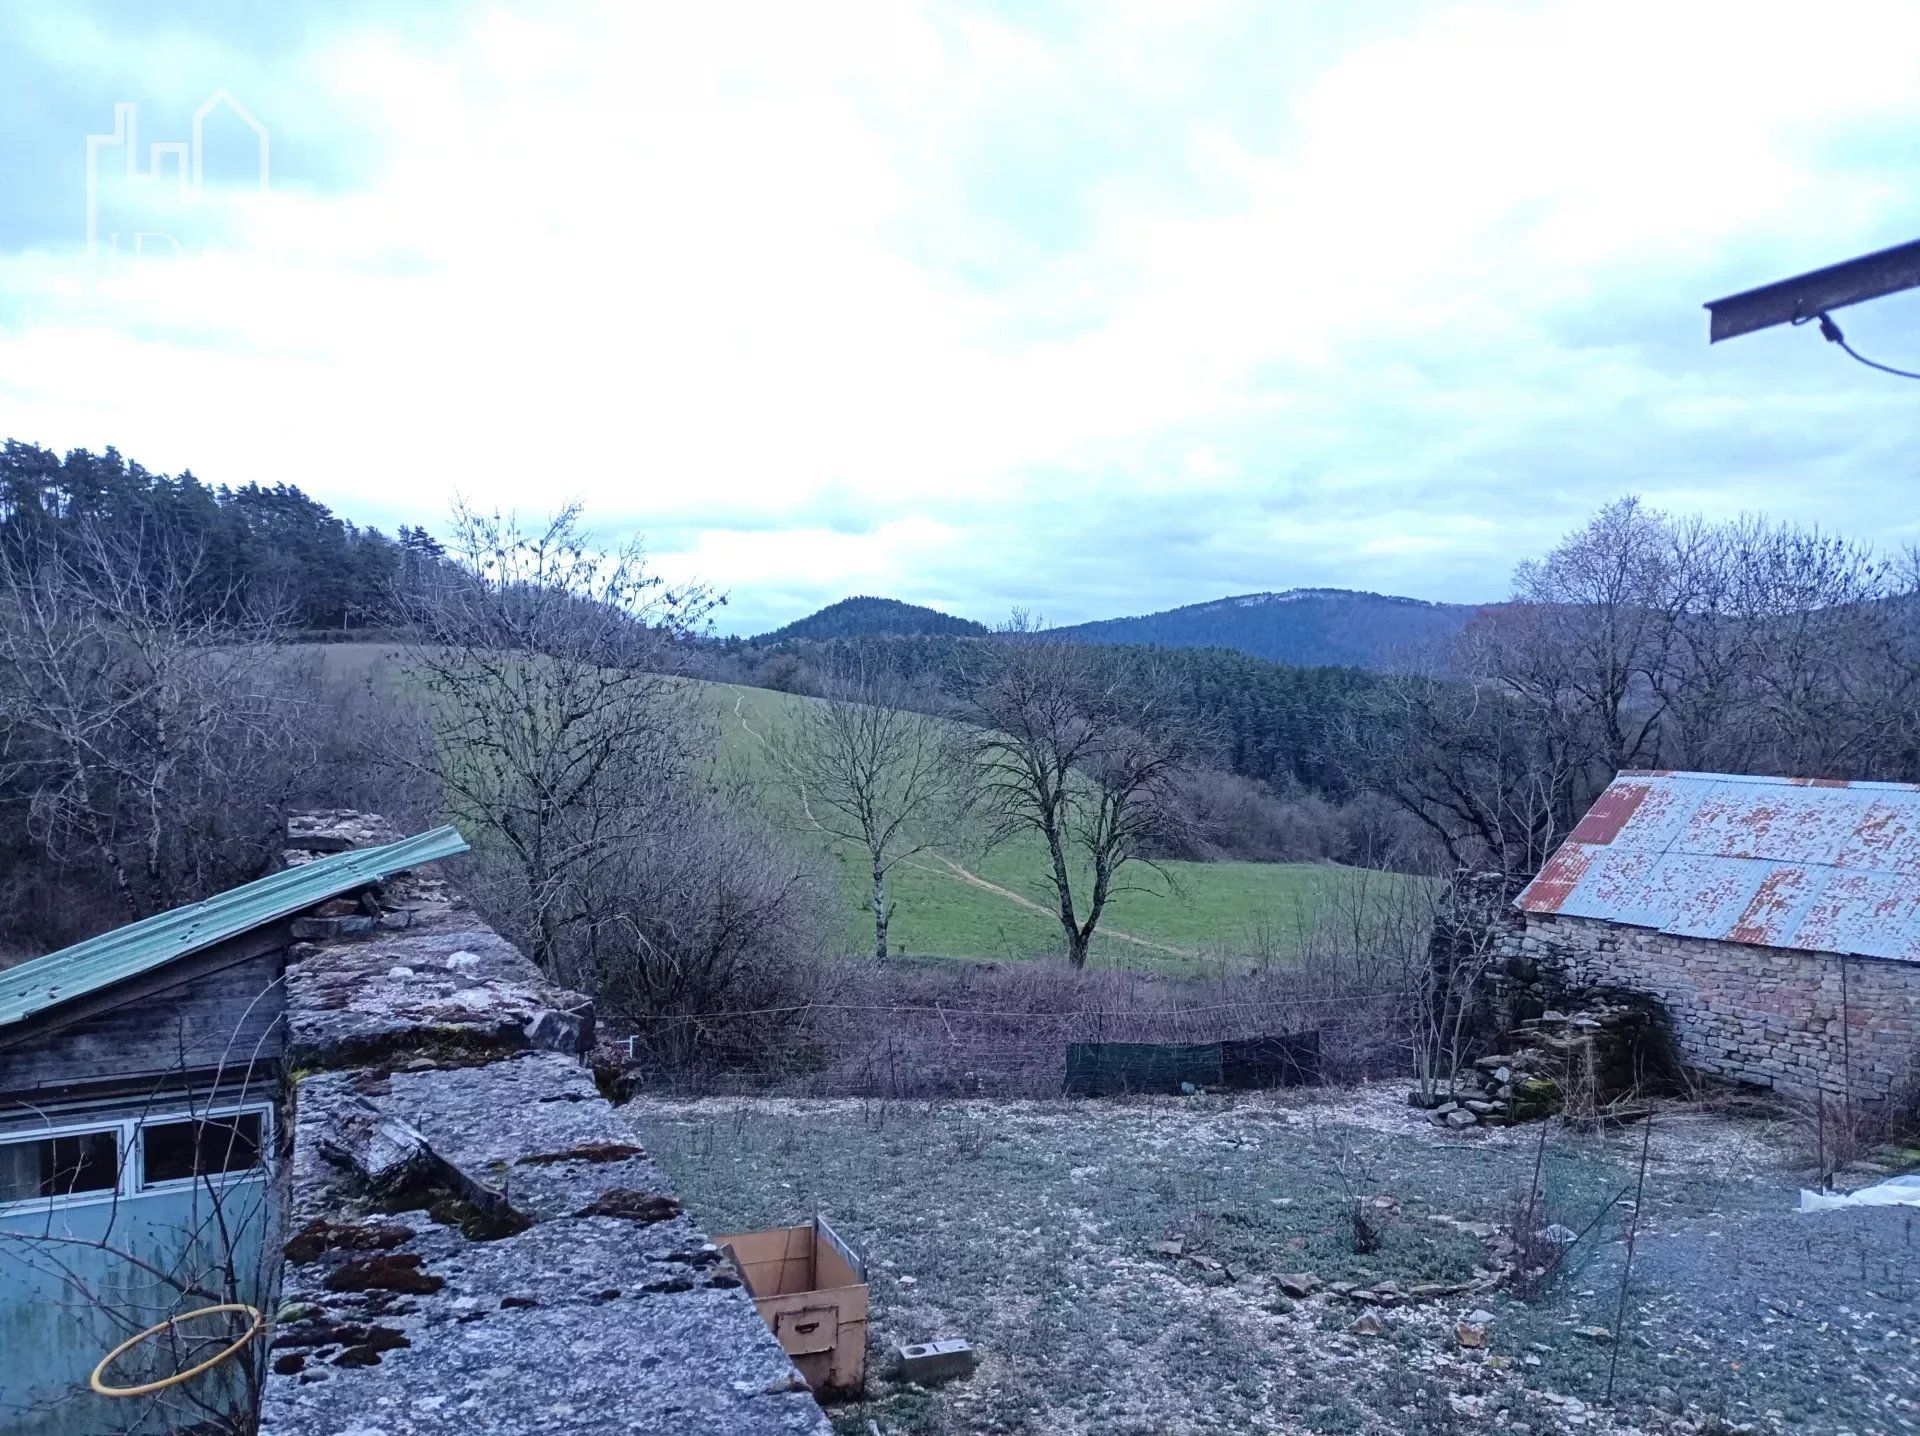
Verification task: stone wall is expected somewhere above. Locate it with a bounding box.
[259,813,830,1436]
[1516,911,1920,1104]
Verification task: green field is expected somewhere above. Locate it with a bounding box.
[705,681,1396,973]
[310,645,1398,974]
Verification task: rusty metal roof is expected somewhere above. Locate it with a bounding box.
[1516,771,1920,962]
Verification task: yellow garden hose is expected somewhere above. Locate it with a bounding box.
[89,1303,266,1398]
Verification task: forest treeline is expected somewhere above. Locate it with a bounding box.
[0,437,1405,868]
[0,439,447,632]
[4,436,1918,981]
[713,498,1920,877]
[710,629,1379,801]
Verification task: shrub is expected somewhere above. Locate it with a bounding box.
[508,792,842,1075]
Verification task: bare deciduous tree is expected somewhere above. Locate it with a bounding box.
[1406,872,1506,1105]
[1358,498,1920,875]
[0,519,308,923]
[1351,657,1582,876]
[765,654,963,958]
[967,629,1203,969]
[1507,496,1681,778]
[396,503,717,976]
[581,789,839,1067]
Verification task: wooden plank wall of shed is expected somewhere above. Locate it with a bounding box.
[0,945,286,1108]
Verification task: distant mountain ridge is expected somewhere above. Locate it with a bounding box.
[1045,588,1484,670]
[754,595,987,643]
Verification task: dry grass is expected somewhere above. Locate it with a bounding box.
[631,1083,1854,1436]
[614,957,1412,1098]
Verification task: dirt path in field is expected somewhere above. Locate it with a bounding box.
[902,853,1196,958]
[732,691,1195,959]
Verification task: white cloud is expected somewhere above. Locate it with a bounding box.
[2,0,1918,631]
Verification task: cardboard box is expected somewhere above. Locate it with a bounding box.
[715,1216,869,1394]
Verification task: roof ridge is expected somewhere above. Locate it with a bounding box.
[1620,769,1920,794]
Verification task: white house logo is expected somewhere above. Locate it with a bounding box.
[85,90,269,261]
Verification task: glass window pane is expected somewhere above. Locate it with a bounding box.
[0,1139,40,1203]
[0,1131,120,1202]
[141,1113,263,1186]
[48,1133,120,1197]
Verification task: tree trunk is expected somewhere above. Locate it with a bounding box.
[1065,928,1090,970]
[1047,835,1086,968]
[1075,860,1114,969]
[871,857,889,960]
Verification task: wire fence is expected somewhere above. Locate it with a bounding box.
[612,963,1418,1099]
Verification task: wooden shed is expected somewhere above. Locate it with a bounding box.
[0,826,467,1436]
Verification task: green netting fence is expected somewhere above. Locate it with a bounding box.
[1062,1031,1320,1096]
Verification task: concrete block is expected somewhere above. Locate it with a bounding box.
[897,1339,977,1383]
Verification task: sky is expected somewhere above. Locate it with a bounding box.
[1,1,1917,635]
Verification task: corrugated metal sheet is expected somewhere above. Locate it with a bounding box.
[0,826,469,1030]
[1516,772,1920,962]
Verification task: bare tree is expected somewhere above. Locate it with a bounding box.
[1351,655,1582,875]
[582,788,839,1067]
[1357,499,1920,876]
[395,503,717,977]
[1406,871,1506,1105]
[1505,500,1920,785]
[765,653,963,958]
[1507,497,1683,777]
[1716,517,1916,776]
[966,629,1203,969]
[0,519,309,923]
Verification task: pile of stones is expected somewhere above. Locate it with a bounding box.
[1422,993,1660,1128]
[286,809,401,856]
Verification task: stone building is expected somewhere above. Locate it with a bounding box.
[1514,770,1920,1103]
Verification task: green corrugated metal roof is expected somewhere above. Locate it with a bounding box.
[0,826,469,1030]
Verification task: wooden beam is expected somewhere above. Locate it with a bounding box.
[1705,238,1920,342]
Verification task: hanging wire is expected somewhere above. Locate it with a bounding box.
[1793,310,1920,380]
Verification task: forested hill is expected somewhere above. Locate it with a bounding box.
[754,595,988,643]
[739,630,1382,801]
[0,439,444,631]
[1046,588,1482,670]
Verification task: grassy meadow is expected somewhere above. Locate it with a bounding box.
[704,681,1398,973]
[312,645,1399,974]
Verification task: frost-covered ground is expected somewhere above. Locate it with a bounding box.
[629,1085,1920,1435]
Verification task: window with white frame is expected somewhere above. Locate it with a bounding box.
[0,1103,271,1211]
[139,1110,265,1188]
[0,1129,120,1204]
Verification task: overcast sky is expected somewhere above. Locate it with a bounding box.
[2,1,1917,634]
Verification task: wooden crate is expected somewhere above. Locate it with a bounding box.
[715,1216,868,1394]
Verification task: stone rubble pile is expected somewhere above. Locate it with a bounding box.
[1424,992,1659,1128]
[285,809,401,855]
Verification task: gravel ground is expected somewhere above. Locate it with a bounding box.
[629,1085,1920,1435]
[1494,1203,1920,1433]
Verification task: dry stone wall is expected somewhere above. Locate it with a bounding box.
[1515,911,1920,1104]
[259,812,830,1436]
